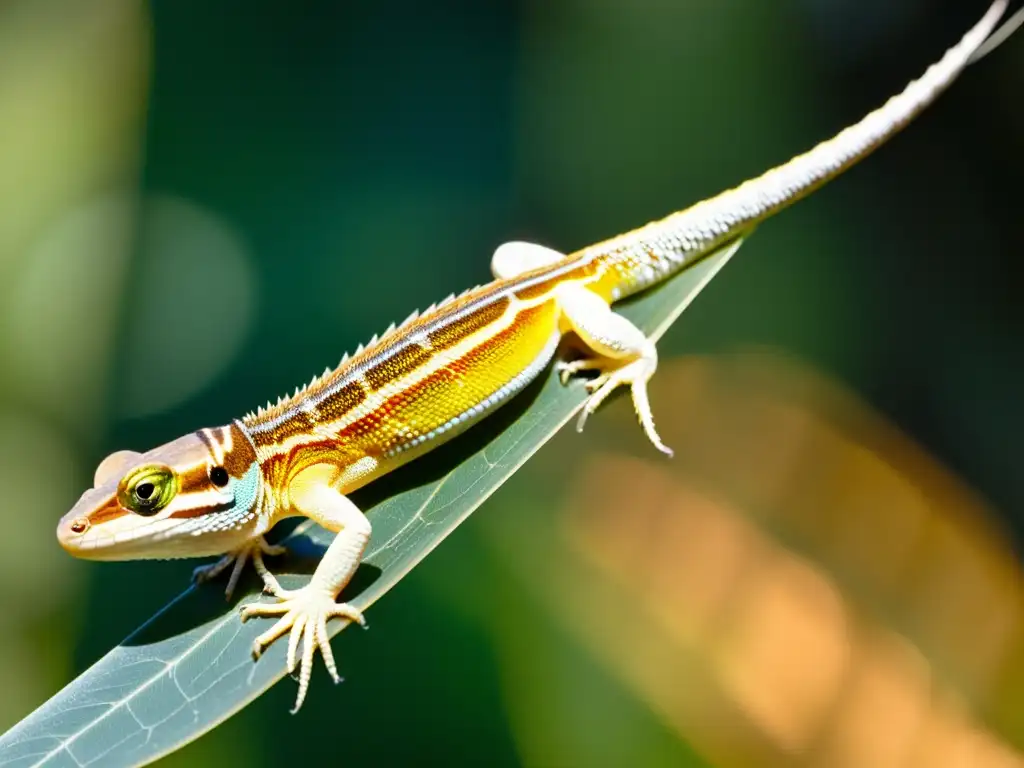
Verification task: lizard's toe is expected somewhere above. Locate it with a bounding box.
[242,585,366,712]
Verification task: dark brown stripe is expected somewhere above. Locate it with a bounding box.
[426,295,510,352]
[514,263,592,300]
[226,423,258,476]
[178,465,211,494]
[316,379,368,423]
[363,343,433,391]
[252,410,318,449]
[169,500,235,519]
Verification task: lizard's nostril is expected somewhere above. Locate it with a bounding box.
[70,518,89,534]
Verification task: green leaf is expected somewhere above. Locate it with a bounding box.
[0,239,741,768]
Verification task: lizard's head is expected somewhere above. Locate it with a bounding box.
[57,423,265,560]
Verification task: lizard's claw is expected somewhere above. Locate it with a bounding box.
[575,357,674,458]
[241,585,366,713]
[555,357,609,386]
[192,536,287,601]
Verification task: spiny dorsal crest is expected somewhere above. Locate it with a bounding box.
[396,309,420,331]
[241,284,488,426]
[242,308,425,425]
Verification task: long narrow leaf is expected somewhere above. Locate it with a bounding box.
[0,239,742,768]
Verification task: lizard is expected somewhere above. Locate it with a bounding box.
[56,0,1013,713]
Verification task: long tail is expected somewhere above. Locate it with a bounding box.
[580,0,1009,301]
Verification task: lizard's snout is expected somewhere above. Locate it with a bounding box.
[56,485,118,555]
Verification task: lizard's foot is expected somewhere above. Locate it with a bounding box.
[192,536,287,601]
[241,584,367,713]
[574,357,674,457]
[555,357,612,385]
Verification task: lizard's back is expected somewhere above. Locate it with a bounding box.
[241,253,600,488]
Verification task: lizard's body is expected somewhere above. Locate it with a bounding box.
[57,1,1012,712]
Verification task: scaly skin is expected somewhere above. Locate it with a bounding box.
[56,0,1011,713]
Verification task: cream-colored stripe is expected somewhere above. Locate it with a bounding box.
[172,488,231,511]
[255,290,564,460]
[218,425,234,457]
[202,428,225,465]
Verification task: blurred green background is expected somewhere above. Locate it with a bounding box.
[1,0,1021,765]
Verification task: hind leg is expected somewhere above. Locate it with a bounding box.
[491,240,671,455]
[554,282,672,456]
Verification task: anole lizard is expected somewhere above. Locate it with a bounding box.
[57,1,1014,712]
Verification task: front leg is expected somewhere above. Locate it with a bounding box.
[240,464,372,713]
[193,535,287,600]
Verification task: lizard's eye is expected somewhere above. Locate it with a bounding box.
[209,466,229,487]
[118,464,178,516]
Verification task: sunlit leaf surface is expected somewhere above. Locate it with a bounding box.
[0,239,741,768]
